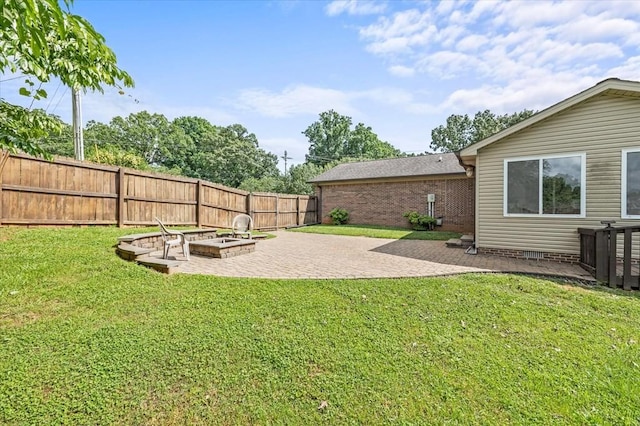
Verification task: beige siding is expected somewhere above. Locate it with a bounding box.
[477,93,640,255]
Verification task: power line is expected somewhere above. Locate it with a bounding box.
[0,74,25,83]
[51,87,69,115]
[45,82,62,112]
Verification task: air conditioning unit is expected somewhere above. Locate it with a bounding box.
[427,194,435,202]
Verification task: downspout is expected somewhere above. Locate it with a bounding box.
[454,151,477,254]
[454,151,475,178]
[315,184,322,224]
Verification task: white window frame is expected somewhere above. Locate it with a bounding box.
[503,153,586,218]
[622,148,640,219]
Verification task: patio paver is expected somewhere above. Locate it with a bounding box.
[173,231,595,281]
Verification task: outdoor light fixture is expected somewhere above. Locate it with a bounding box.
[465,166,475,178]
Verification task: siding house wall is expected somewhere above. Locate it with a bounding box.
[318,175,475,232]
[476,93,640,258]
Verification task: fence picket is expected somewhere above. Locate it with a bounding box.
[0,154,317,229]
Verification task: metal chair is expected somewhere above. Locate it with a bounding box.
[155,217,190,260]
[231,214,253,239]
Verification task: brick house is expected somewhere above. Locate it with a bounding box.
[309,153,475,233]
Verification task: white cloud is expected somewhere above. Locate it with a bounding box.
[556,15,639,43]
[236,85,358,118]
[435,24,466,48]
[440,73,600,114]
[416,51,486,79]
[388,65,415,77]
[347,0,640,101]
[492,1,585,29]
[325,0,387,16]
[456,34,488,52]
[359,9,436,55]
[234,84,436,120]
[606,56,640,80]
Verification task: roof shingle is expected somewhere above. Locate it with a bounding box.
[309,153,465,183]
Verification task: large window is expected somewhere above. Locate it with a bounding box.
[504,154,585,217]
[622,148,640,218]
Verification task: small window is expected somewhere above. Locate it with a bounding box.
[622,148,640,218]
[504,154,585,217]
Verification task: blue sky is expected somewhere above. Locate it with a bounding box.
[2,0,640,171]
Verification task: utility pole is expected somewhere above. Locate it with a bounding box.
[281,150,292,174]
[72,88,84,161]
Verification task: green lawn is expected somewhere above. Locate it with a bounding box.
[1,227,639,425]
[288,224,461,240]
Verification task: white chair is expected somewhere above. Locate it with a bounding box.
[231,214,253,239]
[156,217,190,260]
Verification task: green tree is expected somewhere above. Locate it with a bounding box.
[85,144,150,170]
[239,162,328,196]
[84,111,194,174]
[430,109,535,152]
[304,110,352,165]
[185,124,278,188]
[303,110,402,165]
[0,0,133,167]
[283,162,326,195]
[171,116,217,174]
[238,176,285,194]
[84,120,118,148]
[22,113,74,157]
[348,123,402,159]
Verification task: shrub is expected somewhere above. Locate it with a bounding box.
[329,207,349,225]
[403,211,436,231]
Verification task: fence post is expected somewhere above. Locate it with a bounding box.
[316,188,321,224]
[117,168,125,227]
[296,196,300,226]
[623,228,632,290]
[246,192,253,217]
[595,230,608,282]
[196,180,203,228]
[608,230,617,288]
[275,194,279,230]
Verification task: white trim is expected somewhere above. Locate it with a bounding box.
[503,153,586,218]
[622,148,640,219]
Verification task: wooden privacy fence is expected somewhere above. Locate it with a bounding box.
[578,224,640,290]
[0,154,318,229]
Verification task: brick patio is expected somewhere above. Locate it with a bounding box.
[173,231,596,281]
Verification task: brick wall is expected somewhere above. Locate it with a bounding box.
[479,247,581,264]
[316,176,475,233]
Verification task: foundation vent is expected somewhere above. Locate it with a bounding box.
[523,250,544,260]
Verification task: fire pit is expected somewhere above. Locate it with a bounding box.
[189,238,256,258]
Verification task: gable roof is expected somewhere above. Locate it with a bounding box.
[308,153,465,184]
[459,78,640,160]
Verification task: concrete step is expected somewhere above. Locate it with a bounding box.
[446,235,474,249]
[137,256,182,274]
[446,238,464,248]
[116,243,154,261]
